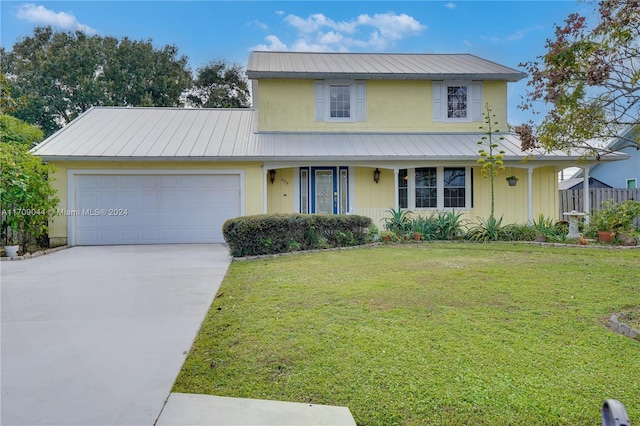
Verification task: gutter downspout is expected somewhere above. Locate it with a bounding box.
[527,168,534,224]
[263,166,268,214]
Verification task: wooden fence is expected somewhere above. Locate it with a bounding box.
[559,188,640,218]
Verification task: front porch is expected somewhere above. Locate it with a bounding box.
[264,164,560,228]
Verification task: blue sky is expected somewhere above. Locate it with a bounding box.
[1,1,597,125]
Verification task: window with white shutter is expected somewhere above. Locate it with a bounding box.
[432,81,483,123]
[314,80,366,122]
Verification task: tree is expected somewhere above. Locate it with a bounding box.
[185,60,251,108]
[0,114,44,148]
[0,76,42,147]
[0,116,58,249]
[518,0,640,155]
[2,26,193,136]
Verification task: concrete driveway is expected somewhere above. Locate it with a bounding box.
[1,244,230,426]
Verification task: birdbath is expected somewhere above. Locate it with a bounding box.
[563,210,585,239]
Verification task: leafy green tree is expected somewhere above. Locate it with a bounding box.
[0,114,44,148]
[185,60,251,108]
[2,26,192,136]
[0,74,27,114]
[0,114,58,249]
[518,0,640,155]
[0,77,42,147]
[1,143,59,249]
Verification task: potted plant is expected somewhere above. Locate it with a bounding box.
[591,200,640,243]
[617,230,638,246]
[1,218,21,257]
[380,231,395,243]
[506,175,519,186]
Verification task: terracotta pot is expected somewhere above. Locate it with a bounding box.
[597,231,615,243]
[413,233,422,241]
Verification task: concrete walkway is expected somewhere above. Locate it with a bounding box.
[1,244,356,425]
[158,393,356,425]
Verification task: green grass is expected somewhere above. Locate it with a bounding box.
[173,243,640,425]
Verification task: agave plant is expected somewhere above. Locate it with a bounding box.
[433,209,467,240]
[409,215,438,241]
[466,215,505,242]
[383,207,412,236]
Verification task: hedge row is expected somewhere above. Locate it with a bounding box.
[222,214,373,257]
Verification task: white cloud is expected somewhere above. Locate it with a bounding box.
[481,25,543,44]
[252,35,288,51]
[444,3,456,9]
[248,20,268,30]
[251,11,426,52]
[16,3,97,34]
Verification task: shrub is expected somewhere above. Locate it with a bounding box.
[409,215,438,241]
[588,199,640,233]
[222,214,372,257]
[433,209,467,240]
[382,207,411,235]
[1,142,59,249]
[466,215,506,242]
[501,223,537,241]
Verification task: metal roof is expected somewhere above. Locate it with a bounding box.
[32,107,626,164]
[33,107,257,158]
[246,51,527,82]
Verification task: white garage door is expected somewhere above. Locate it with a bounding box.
[73,174,241,245]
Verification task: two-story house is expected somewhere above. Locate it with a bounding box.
[33,51,618,246]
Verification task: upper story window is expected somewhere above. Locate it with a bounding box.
[330,85,351,118]
[433,81,482,123]
[447,86,467,119]
[315,80,366,122]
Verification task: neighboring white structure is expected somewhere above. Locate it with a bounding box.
[571,126,639,189]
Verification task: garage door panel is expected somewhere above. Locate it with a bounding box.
[120,176,140,188]
[140,175,159,188]
[74,174,241,245]
[178,191,204,209]
[120,193,141,208]
[98,176,118,189]
[159,176,180,189]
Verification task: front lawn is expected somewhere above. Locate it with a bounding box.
[173,243,639,425]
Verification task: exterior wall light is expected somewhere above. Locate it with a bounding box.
[269,169,276,184]
[373,168,381,184]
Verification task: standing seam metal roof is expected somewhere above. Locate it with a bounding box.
[31,107,620,163]
[246,51,527,82]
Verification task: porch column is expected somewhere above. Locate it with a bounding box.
[527,168,534,224]
[583,165,591,224]
[263,167,268,214]
[394,168,399,209]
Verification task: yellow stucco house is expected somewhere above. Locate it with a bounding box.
[33,51,613,246]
